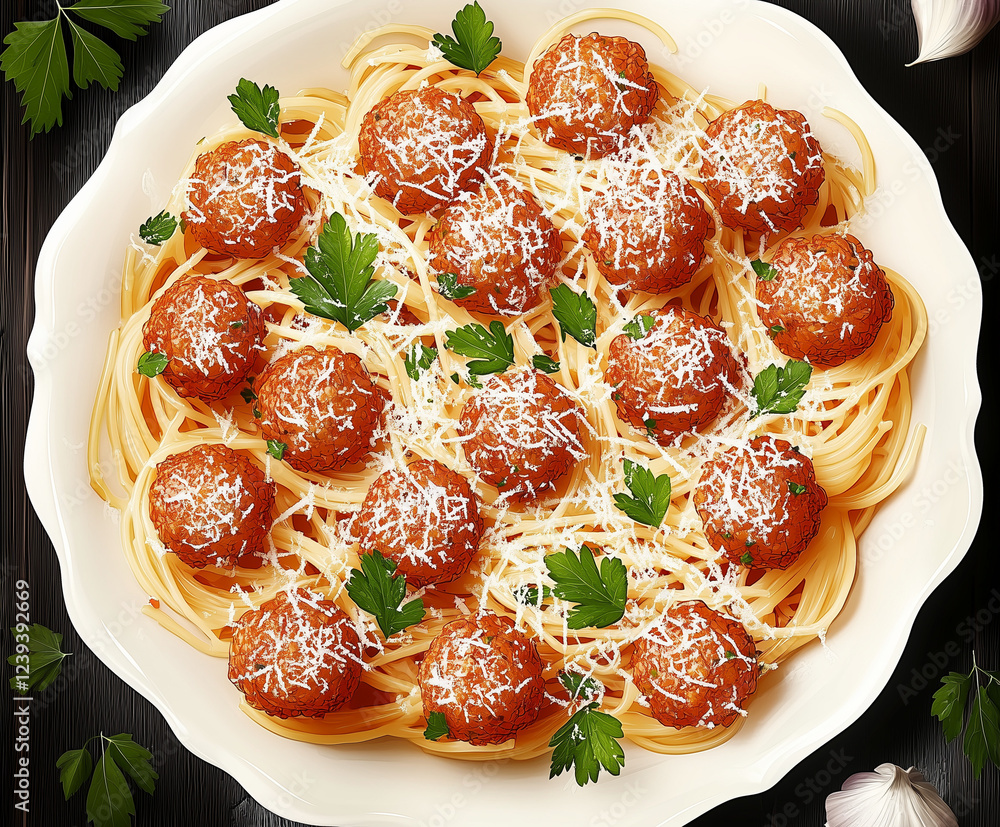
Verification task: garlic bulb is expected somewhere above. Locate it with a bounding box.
[825,763,958,827]
[909,0,1000,64]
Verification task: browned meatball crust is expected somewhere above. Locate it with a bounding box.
[418,611,544,744]
[693,435,828,570]
[428,177,562,316]
[359,86,493,216]
[254,346,384,474]
[701,100,824,234]
[458,367,586,499]
[183,138,306,258]
[355,459,484,588]
[527,33,659,158]
[631,600,759,729]
[149,443,275,568]
[584,166,712,293]
[757,234,895,367]
[228,589,362,718]
[605,307,742,442]
[142,275,265,401]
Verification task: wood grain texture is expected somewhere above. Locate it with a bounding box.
[2,1,997,825]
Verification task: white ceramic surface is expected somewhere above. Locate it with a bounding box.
[24,1,983,825]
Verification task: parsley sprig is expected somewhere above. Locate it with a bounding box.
[9,624,71,694]
[2,1,169,137]
[932,653,1000,778]
[613,459,672,528]
[549,691,625,786]
[532,354,560,374]
[445,321,514,375]
[423,710,450,742]
[559,671,601,704]
[346,550,424,639]
[550,284,597,348]
[437,271,476,300]
[138,210,177,245]
[57,733,157,827]
[228,78,280,137]
[136,351,168,378]
[545,546,627,629]
[623,314,655,340]
[432,2,502,75]
[751,259,778,281]
[290,213,397,332]
[752,360,813,417]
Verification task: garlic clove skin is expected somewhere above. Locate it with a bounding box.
[909,0,1000,65]
[825,763,959,827]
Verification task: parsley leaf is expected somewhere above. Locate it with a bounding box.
[532,354,560,374]
[136,351,167,378]
[545,546,627,629]
[549,703,625,786]
[290,213,397,332]
[751,259,778,281]
[933,657,1000,778]
[56,748,92,799]
[9,624,71,694]
[432,2,502,75]
[423,710,450,741]
[740,551,754,566]
[550,284,597,348]
[58,732,157,827]
[346,550,425,639]
[788,481,806,495]
[623,314,655,340]
[265,440,286,460]
[227,78,280,138]
[752,360,813,417]
[613,459,671,528]
[559,671,601,704]
[67,1,170,41]
[1,2,168,137]
[513,584,555,605]
[445,321,514,375]
[404,343,437,381]
[139,210,177,245]
[437,271,476,300]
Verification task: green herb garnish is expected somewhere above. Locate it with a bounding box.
[138,210,177,245]
[513,584,556,605]
[431,2,501,75]
[423,710,450,741]
[559,671,601,704]
[228,78,280,137]
[9,624,70,694]
[136,351,168,378]
[290,213,397,332]
[550,284,597,348]
[404,343,437,381]
[545,546,627,630]
[932,653,1000,778]
[622,314,655,340]
[788,481,806,495]
[740,551,754,566]
[346,550,424,639]
[265,440,286,460]
[1,0,169,137]
[613,459,671,528]
[752,360,813,417]
[445,321,514,376]
[549,702,625,786]
[532,354,560,374]
[751,259,778,281]
[437,271,477,300]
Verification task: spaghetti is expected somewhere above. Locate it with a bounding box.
[89,8,927,765]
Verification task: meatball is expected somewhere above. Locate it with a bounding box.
[693,435,828,570]
[358,86,493,216]
[458,367,586,499]
[701,100,824,234]
[142,275,265,401]
[149,443,275,568]
[756,234,894,367]
[418,610,544,744]
[584,165,712,293]
[428,177,562,316]
[527,33,658,158]
[228,588,362,718]
[631,600,759,729]
[355,459,484,588]
[183,138,306,258]
[605,306,742,442]
[254,346,385,474]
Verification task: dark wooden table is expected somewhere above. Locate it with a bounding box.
[3,1,998,824]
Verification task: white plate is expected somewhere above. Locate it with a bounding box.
[25,1,983,824]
